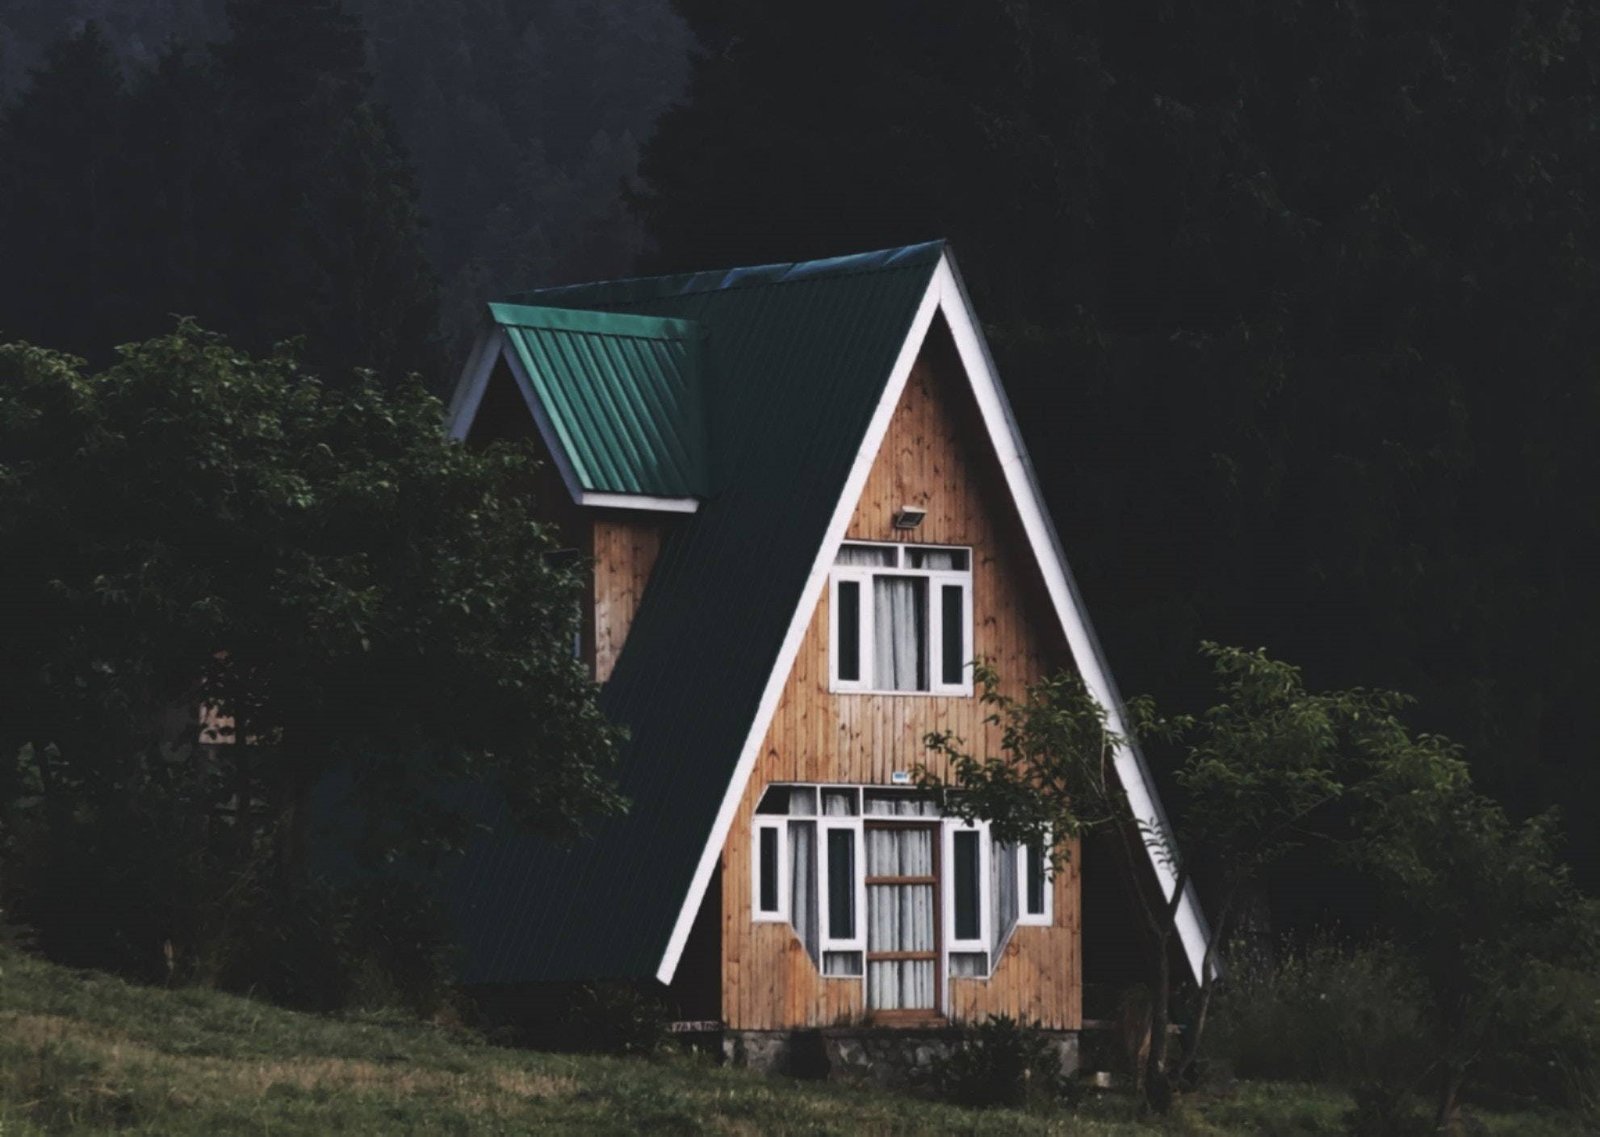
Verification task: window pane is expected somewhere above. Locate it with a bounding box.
[872,576,927,690]
[836,543,896,566]
[756,786,789,815]
[941,584,964,684]
[864,790,938,816]
[954,830,981,940]
[993,838,1019,954]
[907,547,968,571]
[949,951,988,977]
[791,821,818,960]
[1025,841,1047,915]
[822,789,858,816]
[836,580,861,681]
[787,787,817,816]
[758,827,779,912]
[827,829,855,939]
[823,950,863,976]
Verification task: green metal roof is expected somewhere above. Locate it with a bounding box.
[489,302,708,499]
[449,241,947,983]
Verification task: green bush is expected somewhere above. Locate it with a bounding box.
[563,981,674,1057]
[1211,938,1433,1134]
[930,1014,1073,1111]
[1211,940,1429,1090]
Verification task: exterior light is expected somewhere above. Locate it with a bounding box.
[892,505,926,530]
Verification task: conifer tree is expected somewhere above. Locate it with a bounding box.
[214,0,442,385]
[0,24,137,356]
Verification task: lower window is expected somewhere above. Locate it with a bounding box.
[752,783,1052,1014]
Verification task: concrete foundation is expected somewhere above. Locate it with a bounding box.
[722,1026,1079,1087]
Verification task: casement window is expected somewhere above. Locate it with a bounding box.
[753,783,1054,1015]
[830,542,973,695]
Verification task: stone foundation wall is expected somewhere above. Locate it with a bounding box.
[722,1027,1080,1087]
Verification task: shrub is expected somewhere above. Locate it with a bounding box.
[930,1014,1073,1111]
[563,981,673,1057]
[1210,939,1429,1091]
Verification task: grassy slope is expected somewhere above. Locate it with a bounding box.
[0,947,1582,1136]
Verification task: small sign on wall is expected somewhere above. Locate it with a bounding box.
[891,771,912,785]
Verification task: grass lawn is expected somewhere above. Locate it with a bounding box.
[0,946,1585,1135]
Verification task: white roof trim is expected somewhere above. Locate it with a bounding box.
[655,251,1209,986]
[444,333,700,515]
[580,492,699,514]
[445,328,504,441]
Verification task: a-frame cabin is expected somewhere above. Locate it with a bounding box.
[444,241,1206,1072]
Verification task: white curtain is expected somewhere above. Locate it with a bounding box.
[865,792,938,817]
[822,790,854,816]
[867,827,936,1010]
[908,548,963,570]
[993,838,1019,957]
[836,545,895,566]
[789,820,818,963]
[873,577,927,690]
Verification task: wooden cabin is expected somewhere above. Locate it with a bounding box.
[443,242,1207,1074]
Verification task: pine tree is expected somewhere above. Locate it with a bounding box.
[214,0,442,385]
[0,23,137,358]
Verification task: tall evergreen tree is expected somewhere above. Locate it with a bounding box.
[0,24,139,355]
[213,0,442,384]
[0,4,443,385]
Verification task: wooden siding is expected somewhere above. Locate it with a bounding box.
[719,340,1081,1031]
[592,514,665,683]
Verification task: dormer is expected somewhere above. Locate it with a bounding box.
[446,303,709,680]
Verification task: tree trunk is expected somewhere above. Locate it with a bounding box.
[1434,1064,1466,1134]
[1141,866,1190,1114]
[1174,881,1240,1085]
[1144,931,1175,1113]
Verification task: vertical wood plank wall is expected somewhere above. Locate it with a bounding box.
[719,343,1083,1031]
[591,515,664,683]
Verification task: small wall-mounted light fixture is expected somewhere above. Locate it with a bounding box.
[892,505,926,530]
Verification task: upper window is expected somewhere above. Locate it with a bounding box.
[830,542,972,695]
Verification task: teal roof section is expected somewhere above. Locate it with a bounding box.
[450,241,948,983]
[489,301,708,499]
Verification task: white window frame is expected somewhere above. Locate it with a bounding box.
[1016,835,1054,926]
[751,818,789,922]
[943,818,992,956]
[828,541,973,696]
[818,816,866,974]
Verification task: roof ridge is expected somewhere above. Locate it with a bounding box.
[512,240,947,310]
[487,301,702,341]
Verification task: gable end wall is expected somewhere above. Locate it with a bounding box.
[719,333,1082,1031]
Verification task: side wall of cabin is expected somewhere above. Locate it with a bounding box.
[718,330,1082,1031]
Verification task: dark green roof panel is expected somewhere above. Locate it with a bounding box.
[489,302,708,499]
[451,241,946,983]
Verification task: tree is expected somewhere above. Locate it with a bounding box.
[923,645,1412,1112]
[210,0,443,384]
[0,24,138,355]
[0,323,624,1000]
[924,646,1600,1122]
[0,4,445,386]
[1353,733,1600,1130]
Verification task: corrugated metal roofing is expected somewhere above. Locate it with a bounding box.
[449,241,946,983]
[489,302,708,499]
